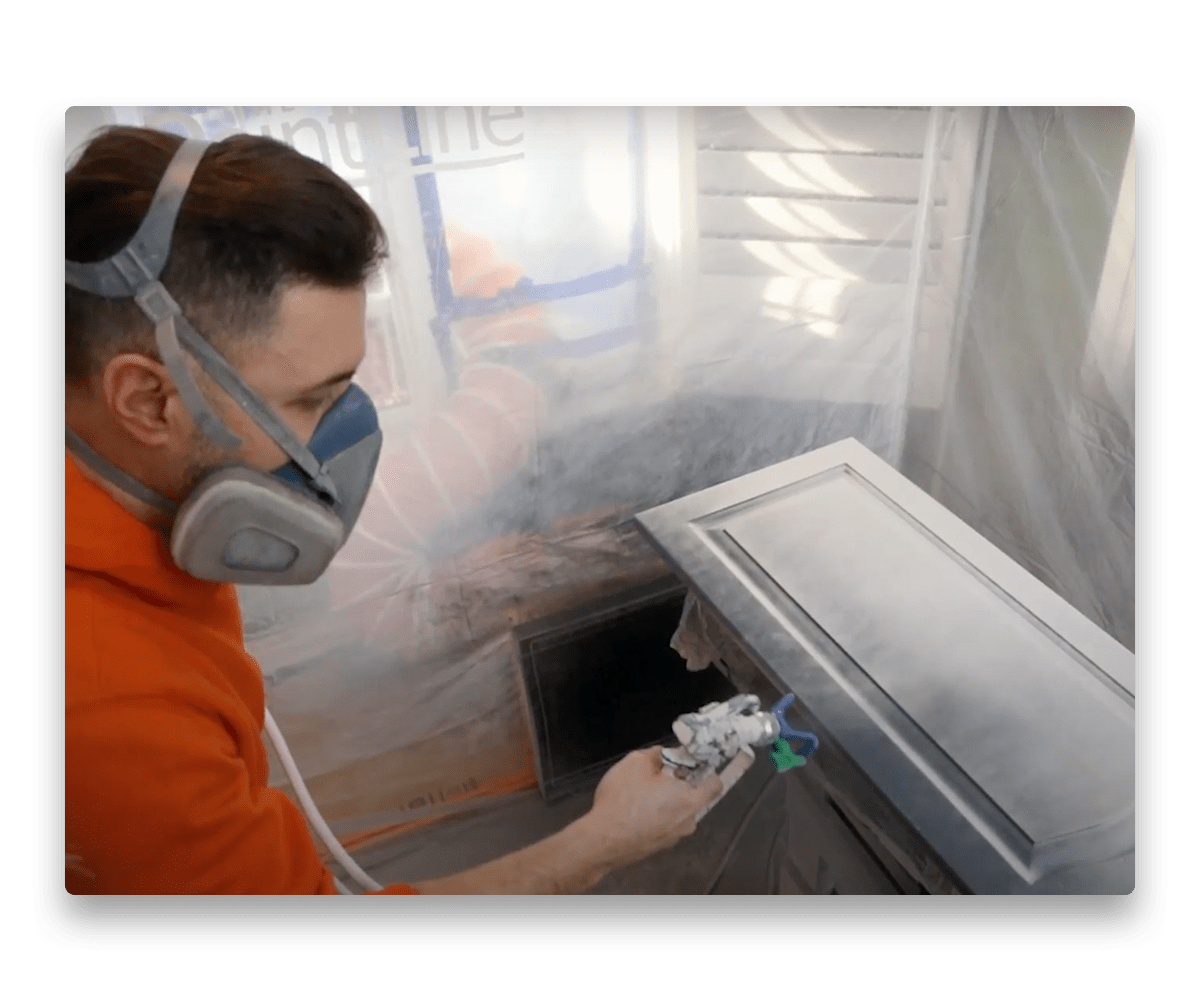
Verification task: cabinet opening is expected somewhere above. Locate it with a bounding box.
[515,578,738,801]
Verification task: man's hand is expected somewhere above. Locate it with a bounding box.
[411,747,724,894]
[580,747,724,871]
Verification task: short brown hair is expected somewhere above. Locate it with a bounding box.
[65,126,388,383]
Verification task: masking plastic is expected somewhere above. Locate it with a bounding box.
[66,107,1135,846]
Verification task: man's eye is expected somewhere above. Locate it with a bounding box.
[297,396,329,413]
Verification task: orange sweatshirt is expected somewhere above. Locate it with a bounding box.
[65,453,418,895]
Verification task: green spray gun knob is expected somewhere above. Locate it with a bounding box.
[771,739,807,771]
[769,695,819,772]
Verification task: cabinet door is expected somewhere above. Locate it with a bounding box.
[635,438,1133,894]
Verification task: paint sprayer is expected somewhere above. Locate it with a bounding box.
[662,693,819,820]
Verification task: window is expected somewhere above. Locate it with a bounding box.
[684,107,985,425]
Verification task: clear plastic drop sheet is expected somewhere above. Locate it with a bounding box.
[67,107,1134,840]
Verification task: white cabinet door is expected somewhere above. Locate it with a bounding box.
[635,437,1134,894]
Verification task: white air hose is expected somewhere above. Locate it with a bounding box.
[263,707,383,893]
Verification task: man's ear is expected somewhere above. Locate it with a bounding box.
[101,353,181,448]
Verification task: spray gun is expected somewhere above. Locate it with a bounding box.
[661,693,819,821]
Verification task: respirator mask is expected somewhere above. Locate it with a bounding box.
[66,138,383,586]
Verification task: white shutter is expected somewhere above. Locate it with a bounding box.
[682,107,984,414]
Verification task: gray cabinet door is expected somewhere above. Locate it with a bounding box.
[635,438,1133,894]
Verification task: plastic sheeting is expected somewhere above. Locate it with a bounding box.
[66,107,1134,843]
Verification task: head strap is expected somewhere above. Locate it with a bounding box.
[66,138,211,298]
[65,132,339,502]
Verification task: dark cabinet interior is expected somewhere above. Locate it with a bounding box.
[515,579,737,802]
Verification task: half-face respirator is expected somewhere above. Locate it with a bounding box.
[66,137,382,586]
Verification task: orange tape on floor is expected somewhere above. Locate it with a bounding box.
[338,761,539,855]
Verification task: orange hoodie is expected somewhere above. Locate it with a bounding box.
[65,453,418,895]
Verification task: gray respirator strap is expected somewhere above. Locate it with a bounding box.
[66,137,339,503]
[66,426,179,515]
[65,138,211,299]
[66,138,244,454]
[137,286,244,453]
[139,282,339,501]
[176,308,340,501]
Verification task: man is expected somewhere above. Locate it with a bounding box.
[65,126,720,894]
